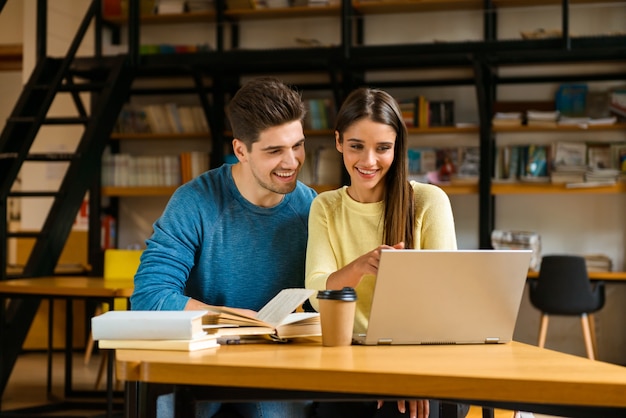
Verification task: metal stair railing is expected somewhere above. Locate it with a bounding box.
[0,0,136,399]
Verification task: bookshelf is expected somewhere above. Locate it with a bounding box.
[93,0,626,268]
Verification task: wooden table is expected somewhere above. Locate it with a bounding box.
[527,271,626,281]
[116,340,626,418]
[0,276,133,417]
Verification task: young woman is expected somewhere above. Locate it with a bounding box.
[305,87,458,418]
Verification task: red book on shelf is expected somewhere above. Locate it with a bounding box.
[102,0,122,17]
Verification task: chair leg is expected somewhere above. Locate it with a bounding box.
[588,313,598,358]
[95,350,108,390]
[580,313,595,360]
[538,314,549,348]
[84,304,103,365]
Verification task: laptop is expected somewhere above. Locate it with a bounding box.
[352,249,533,345]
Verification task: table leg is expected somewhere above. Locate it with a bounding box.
[482,407,495,418]
[124,380,139,418]
[65,297,73,397]
[47,298,53,397]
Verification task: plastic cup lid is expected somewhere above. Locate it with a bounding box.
[316,287,357,301]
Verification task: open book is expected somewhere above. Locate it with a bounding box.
[205,288,321,340]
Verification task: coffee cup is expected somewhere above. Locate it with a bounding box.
[316,287,357,347]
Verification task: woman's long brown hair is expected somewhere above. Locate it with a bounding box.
[334,88,416,248]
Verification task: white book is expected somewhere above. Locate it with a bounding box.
[98,334,219,352]
[91,310,213,340]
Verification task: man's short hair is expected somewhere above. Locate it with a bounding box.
[226,77,306,148]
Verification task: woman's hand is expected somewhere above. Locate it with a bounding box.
[377,399,429,418]
[327,242,405,290]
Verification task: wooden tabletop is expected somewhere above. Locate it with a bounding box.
[527,271,626,281]
[116,341,626,409]
[0,276,134,298]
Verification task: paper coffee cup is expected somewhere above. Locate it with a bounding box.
[316,287,357,347]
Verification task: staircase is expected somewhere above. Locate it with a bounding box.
[0,1,135,396]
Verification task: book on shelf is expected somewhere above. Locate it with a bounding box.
[180,151,211,183]
[156,0,186,14]
[553,141,587,168]
[303,98,335,130]
[187,0,215,11]
[91,310,217,341]
[205,288,321,340]
[118,104,208,135]
[526,109,559,127]
[416,95,429,128]
[583,254,612,272]
[585,168,620,183]
[428,100,454,127]
[98,333,220,352]
[609,87,626,120]
[492,112,523,128]
[587,143,613,170]
[101,153,183,187]
[555,83,588,117]
[565,180,617,189]
[407,147,437,178]
[398,99,416,128]
[525,144,549,178]
[613,143,626,173]
[550,170,585,184]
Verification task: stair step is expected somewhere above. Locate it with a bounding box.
[32,82,108,92]
[8,191,63,198]
[7,231,45,239]
[0,153,77,162]
[26,153,78,161]
[8,116,90,125]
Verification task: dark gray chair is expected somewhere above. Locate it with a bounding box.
[529,255,605,360]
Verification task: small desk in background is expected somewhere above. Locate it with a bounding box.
[527,271,626,281]
[0,276,133,417]
[116,341,626,418]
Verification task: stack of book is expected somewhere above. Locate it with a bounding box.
[492,112,523,128]
[187,0,215,11]
[91,288,321,350]
[92,310,220,351]
[583,254,612,272]
[155,0,186,14]
[584,168,619,186]
[526,110,559,127]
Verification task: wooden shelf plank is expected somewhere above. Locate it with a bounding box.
[101,186,178,197]
[354,0,483,14]
[103,10,216,25]
[110,132,211,140]
[494,123,626,133]
[0,44,22,71]
[492,182,626,195]
[527,270,626,281]
[225,5,340,20]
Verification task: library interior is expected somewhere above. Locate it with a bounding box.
[0,0,625,417]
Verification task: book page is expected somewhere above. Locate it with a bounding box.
[256,288,315,327]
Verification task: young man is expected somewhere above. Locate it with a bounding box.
[131,77,316,418]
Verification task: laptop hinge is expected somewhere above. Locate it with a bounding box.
[485,337,500,344]
[377,338,393,345]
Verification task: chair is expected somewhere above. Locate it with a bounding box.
[86,248,143,389]
[529,255,605,360]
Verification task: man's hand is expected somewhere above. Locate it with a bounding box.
[377,399,429,418]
